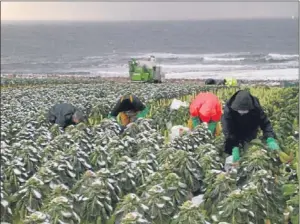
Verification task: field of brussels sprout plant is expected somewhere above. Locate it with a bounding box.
[1,77,299,224]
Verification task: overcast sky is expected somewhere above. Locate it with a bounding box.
[1,2,298,21]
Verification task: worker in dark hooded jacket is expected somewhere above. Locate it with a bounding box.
[108,94,149,128]
[221,90,279,163]
[48,103,86,128]
[205,78,238,86]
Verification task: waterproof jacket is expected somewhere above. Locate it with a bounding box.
[190,92,222,123]
[225,78,238,87]
[110,95,146,117]
[205,79,217,85]
[48,103,77,128]
[221,90,275,154]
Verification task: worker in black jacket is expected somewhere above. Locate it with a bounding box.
[108,94,149,128]
[221,90,279,163]
[48,103,86,128]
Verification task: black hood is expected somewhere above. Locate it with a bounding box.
[119,98,137,111]
[228,90,255,111]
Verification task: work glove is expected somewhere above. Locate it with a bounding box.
[108,114,114,119]
[119,125,126,133]
[191,117,200,128]
[232,147,240,162]
[207,122,217,134]
[108,114,118,123]
[266,137,280,151]
[136,106,149,118]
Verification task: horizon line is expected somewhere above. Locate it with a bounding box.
[1,17,297,23]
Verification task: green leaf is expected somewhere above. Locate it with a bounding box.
[282,184,298,197]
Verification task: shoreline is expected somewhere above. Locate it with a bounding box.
[1,74,298,86]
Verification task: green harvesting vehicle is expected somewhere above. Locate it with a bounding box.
[129,56,165,83]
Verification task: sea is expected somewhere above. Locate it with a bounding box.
[1,19,299,80]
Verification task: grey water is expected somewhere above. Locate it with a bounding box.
[1,19,298,80]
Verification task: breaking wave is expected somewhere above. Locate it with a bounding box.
[131,52,299,64]
[131,52,250,60]
[1,52,298,80]
[203,57,246,62]
[265,53,299,62]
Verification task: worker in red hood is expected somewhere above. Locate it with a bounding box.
[189,92,222,136]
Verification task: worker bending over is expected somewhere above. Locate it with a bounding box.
[221,90,279,163]
[223,78,238,87]
[108,94,149,128]
[189,92,222,136]
[48,103,86,129]
[204,78,238,86]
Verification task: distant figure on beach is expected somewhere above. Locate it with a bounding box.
[108,94,149,129]
[47,103,86,128]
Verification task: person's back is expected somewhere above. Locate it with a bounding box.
[109,95,149,128]
[110,95,145,117]
[48,103,85,128]
[205,78,216,85]
[189,92,222,135]
[190,92,222,122]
